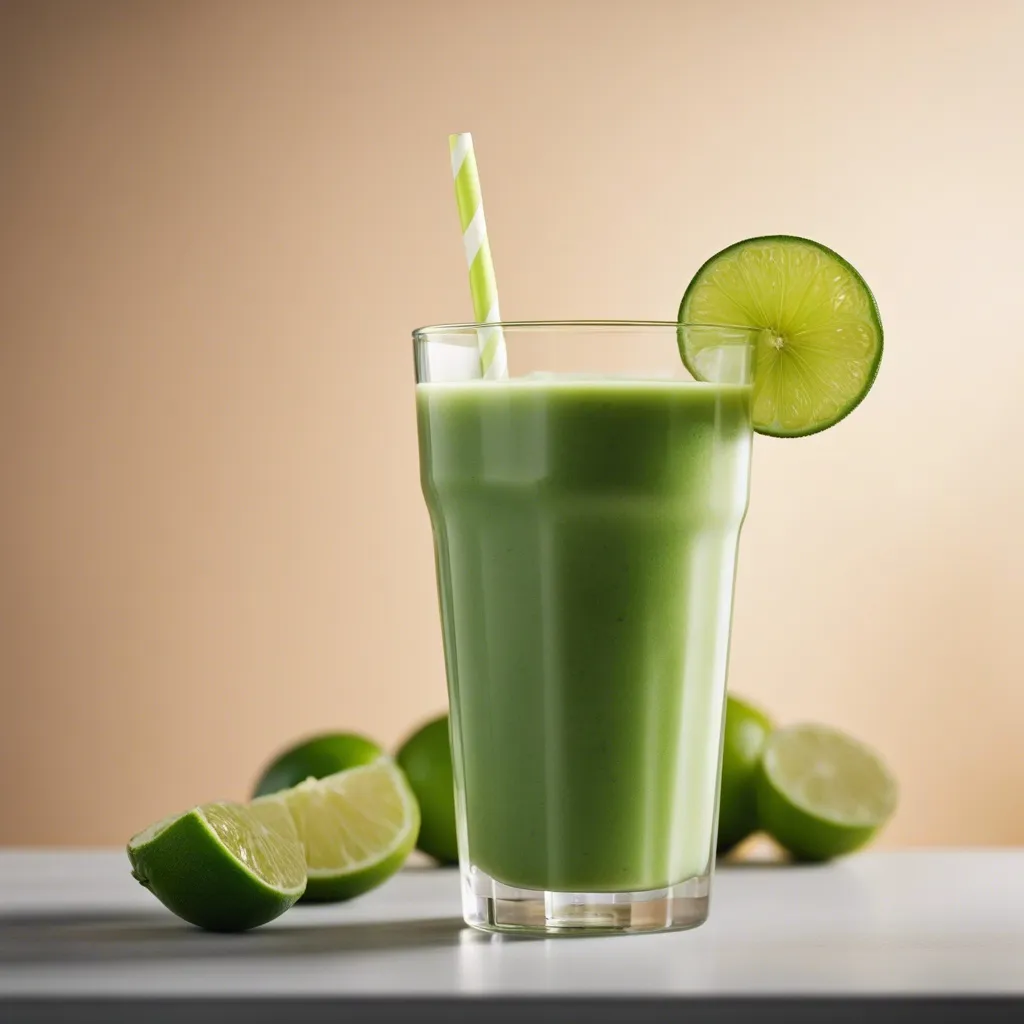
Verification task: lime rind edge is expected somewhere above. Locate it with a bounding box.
[126,810,188,852]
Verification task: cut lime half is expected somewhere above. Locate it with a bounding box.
[277,758,420,902]
[679,235,883,436]
[127,800,306,932]
[756,723,898,861]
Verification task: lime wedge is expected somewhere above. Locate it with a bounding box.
[756,723,898,861]
[127,800,306,932]
[679,235,883,436]
[277,758,420,902]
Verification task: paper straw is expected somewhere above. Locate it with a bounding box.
[449,133,508,380]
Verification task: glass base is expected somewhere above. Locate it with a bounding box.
[462,865,711,936]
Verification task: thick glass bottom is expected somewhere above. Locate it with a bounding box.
[461,864,711,936]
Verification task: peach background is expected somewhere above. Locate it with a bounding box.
[2,0,1023,847]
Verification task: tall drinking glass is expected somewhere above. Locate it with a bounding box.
[414,321,760,936]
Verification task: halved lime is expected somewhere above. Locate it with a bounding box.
[277,758,420,902]
[756,723,898,861]
[679,235,883,436]
[127,800,306,932]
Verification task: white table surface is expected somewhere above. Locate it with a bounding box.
[0,849,1021,998]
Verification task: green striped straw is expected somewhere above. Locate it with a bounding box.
[449,132,508,380]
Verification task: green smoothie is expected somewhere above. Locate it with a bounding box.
[417,377,752,893]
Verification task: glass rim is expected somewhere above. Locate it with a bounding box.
[412,319,762,340]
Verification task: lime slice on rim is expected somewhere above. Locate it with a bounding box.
[127,800,306,932]
[275,757,420,902]
[756,723,898,861]
[679,235,883,436]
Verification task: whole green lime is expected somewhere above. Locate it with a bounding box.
[717,694,773,856]
[252,732,383,799]
[396,714,458,865]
